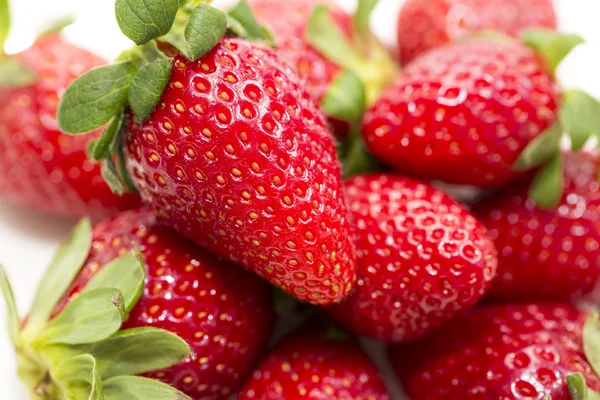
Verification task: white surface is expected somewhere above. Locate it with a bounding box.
[1,0,600,398]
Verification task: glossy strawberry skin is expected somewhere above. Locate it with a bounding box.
[53,209,275,400]
[328,174,497,342]
[0,36,140,218]
[125,38,357,305]
[474,152,600,302]
[238,326,390,400]
[363,40,560,187]
[389,304,600,400]
[397,0,557,64]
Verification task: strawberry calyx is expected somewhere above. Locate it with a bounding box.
[0,0,38,87]
[0,220,192,400]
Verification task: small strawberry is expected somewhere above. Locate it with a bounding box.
[389,303,600,400]
[237,323,390,399]
[473,152,600,302]
[0,209,274,400]
[328,174,497,343]
[0,11,140,217]
[397,0,557,64]
[58,1,357,304]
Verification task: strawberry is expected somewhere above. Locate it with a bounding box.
[327,174,497,343]
[397,0,557,64]
[473,152,600,302]
[389,303,600,400]
[58,1,357,305]
[0,209,274,399]
[0,28,140,217]
[237,324,390,399]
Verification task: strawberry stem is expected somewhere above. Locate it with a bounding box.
[0,0,10,57]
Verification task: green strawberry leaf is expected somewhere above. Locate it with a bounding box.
[115,139,139,193]
[513,123,562,171]
[83,252,145,313]
[559,89,600,151]
[39,16,74,38]
[0,0,9,56]
[0,265,19,345]
[90,327,191,378]
[583,313,600,377]
[37,288,125,346]
[184,4,227,60]
[227,0,273,44]
[321,68,366,124]
[342,130,379,179]
[101,159,126,196]
[115,0,179,45]
[104,376,191,400]
[25,219,92,334]
[0,59,38,87]
[354,0,378,35]
[521,29,584,75]
[129,58,173,121]
[58,62,136,134]
[567,373,588,400]
[53,354,103,400]
[90,112,125,161]
[528,152,564,210]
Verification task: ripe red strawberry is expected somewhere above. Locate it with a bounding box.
[328,174,497,342]
[473,152,600,302]
[0,35,140,218]
[389,303,600,400]
[397,0,557,64]
[237,324,390,399]
[363,39,560,187]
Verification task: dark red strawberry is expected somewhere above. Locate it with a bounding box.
[1,209,274,400]
[59,2,357,305]
[328,174,497,342]
[389,303,600,400]
[473,152,600,302]
[397,0,557,64]
[237,324,390,399]
[0,35,140,218]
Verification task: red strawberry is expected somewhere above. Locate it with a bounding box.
[363,39,561,187]
[2,209,274,399]
[237,324,390,399]
[389,303,600,400]
[473,152,600,302]
[0,35,140,218]
[60,3,358,305]
[397,0,557,64]
[328,174,497,342]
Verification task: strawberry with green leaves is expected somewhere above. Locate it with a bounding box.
[363,31,599,192]
[58,0,357,305]
[0,1,140,218]
[0,209,274,400]
[389,304,600,400]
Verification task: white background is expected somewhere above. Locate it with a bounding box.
[1,0,600,398]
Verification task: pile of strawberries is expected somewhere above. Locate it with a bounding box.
[1,0,600,399]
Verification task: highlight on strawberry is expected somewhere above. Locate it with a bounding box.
[57,0,358,306]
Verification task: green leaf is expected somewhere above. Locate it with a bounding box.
[342,130,379,179]
[83,252,145,313]
[115,139,139,194]
[90,112,125,161]
[129,58,173,121]
[39,16,74,37]
[521,30,584,75]
[90,327,191,378]
[104,376,191,400]
[559,90,600,151]
[115,0,179,45]
[0,0,9,56]
[513,123,562,171]
[101,158,126,196]
[0,265,19,345]
[184,4,227,60]
[53,354,103,400]
[38,288,125,346]
[567,373,587,400]
[0,59,37,87]
[591,389,600,400]
[25,219,92,332]
[583,313,600,377]
[117,41,169,70]
[58,62,136,134]
[528,152,564,209]
[321,69,366,124]
[354,0,378,35]
[227,0,271,43]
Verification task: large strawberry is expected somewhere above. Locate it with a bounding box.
[0,8,140,218]
[328,174,497,343]
[237,323,390,399]
[57,0,357,304]
[363,32,594,189]
[389,303,600,400]
[0,209,274,399]
[473,152,600,302]
[397,0,557,64]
